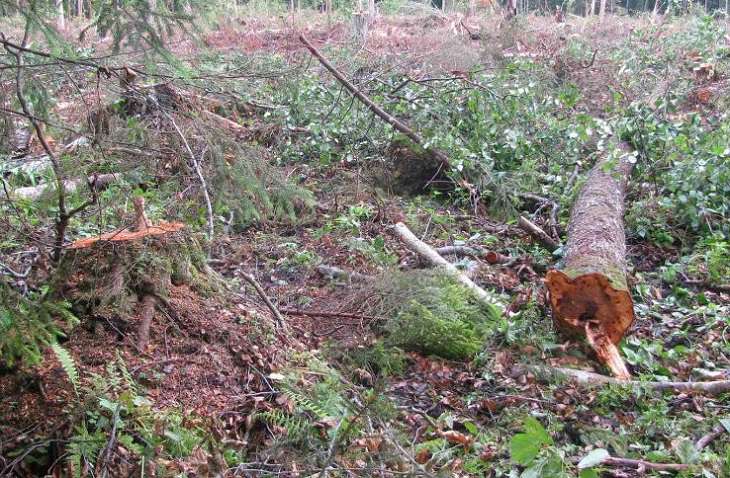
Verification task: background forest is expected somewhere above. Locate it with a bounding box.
[1,0,730,477]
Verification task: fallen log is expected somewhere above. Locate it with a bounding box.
[11,173,120,200]
[393,222,499,307]
[520,365,730,395]
[299,34,450,168]
[545,142,636,379]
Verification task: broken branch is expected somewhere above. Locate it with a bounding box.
[523,365,730,395]
[241,272,285,329]
[393,222,499,307]
[299,34,450,167]
[518,216,559,252]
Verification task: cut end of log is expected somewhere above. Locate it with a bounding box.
[68,222,185,249]
[546,269,634,378]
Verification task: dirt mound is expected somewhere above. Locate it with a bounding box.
[0,285,293,473]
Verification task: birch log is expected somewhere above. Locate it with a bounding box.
[393,222,499,307]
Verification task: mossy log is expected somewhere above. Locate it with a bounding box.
[545,142,636,379]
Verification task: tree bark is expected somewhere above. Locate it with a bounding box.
[545,142,636,379]
[352,11,368,43]
[56,0,65,30]
[137,294,156,351]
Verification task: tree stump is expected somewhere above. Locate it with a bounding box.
[65,196,206,352]
[545,142,636,379]
[353,12,368,43]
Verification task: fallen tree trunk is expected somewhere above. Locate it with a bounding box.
[520,365,730,395]
[393,222,499,307]
[545,142,636,379]
[11,173,120,200]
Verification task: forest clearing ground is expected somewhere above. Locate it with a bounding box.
[2,7,730,477]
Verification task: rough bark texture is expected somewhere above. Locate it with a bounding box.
[137,294,156,351]
[545,142,635,379]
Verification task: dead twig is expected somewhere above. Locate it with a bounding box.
[241,272,285,329]
[601,456,688,472]
[166,114,214,245]
[517,216,559,252]
[279,307,381,323]
[695,423,727,450]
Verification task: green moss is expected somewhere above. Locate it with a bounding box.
[380,271,502,360]
[562,256,629,291]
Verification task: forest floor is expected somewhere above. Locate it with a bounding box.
[1,7,730,478]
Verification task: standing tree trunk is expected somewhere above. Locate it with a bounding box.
[368,0,376,18]
[545,142,636,379]
[353,11,368,43]
[599,0,607,18]
[56,0,65,30]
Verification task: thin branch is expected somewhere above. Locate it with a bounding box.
[523,365,730,395]
[241,273,285,329]
[299,34,450,167]
[517,216,559,252]
[695,423,727,450]
[393,222,499,306]
[166,114,214,244]
[2,29,70,262]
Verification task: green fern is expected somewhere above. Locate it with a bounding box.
[284,389,330,420]
[0,284,79,367]
[256,409,313,442]
[51,343,80,397]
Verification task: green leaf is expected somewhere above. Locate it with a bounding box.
[520,464,543,478]
[523,416,553,446]
[464,421,478,435]
[578,448,609,469]
[579,469,600,478]
[676,439,699,464]
[510,434,541,466]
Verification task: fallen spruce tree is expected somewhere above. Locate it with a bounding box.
[545,141,636,379]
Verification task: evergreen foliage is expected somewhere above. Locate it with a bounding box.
[0,283,78,367]
[376,271,502,360]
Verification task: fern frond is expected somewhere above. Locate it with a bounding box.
[51,342,80,397]
[283,389,329,419]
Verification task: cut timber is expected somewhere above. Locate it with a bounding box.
[393,222,499,307]
[69,196,184,249]
[545,142,636,379]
